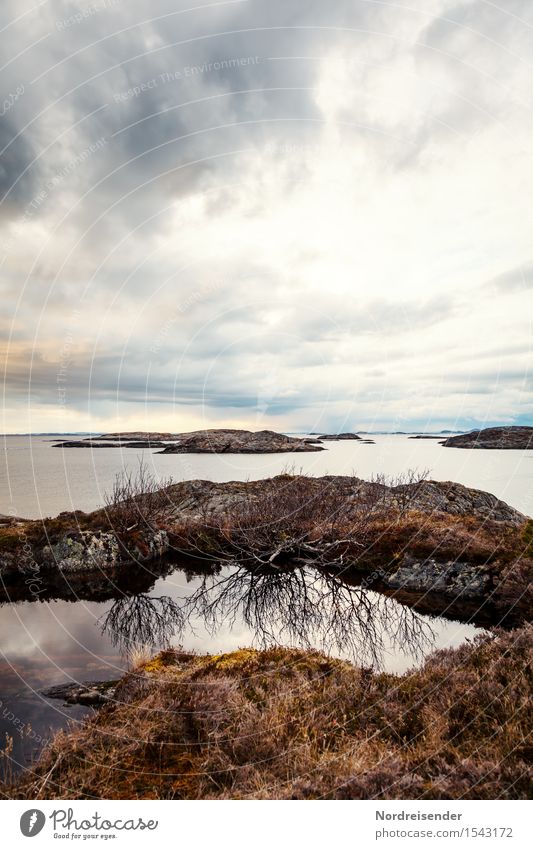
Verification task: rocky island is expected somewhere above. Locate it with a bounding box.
[53,439,168,448]
[317,432,376,444]
[53,431,179,448]
[156,429,324,453]
[441,426,533,449]
[54,429,325,453]
[317,432,361,440]
[1,472,530,624]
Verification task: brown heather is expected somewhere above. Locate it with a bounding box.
[3,626,531,800]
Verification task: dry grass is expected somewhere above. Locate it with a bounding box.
[3,627,531,800]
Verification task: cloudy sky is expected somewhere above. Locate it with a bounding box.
[1,0,532,434]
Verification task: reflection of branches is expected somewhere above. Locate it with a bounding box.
[182,565,435,667]
[97,543,436,666]
[100,594,185,652]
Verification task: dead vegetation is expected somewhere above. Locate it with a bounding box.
[165,472,532,622]
[2,626,530,800]
[2,469,531,622]
[103,458,174,534]
[168,470,429,569]
[166,470,525,571]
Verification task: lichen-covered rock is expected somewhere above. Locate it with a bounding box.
[161,476,525,526]
[147,528,169,557]
[41,528,170,573]
[127,529,169,561]
[0,551,18,577]
[42,532,121,574]
[386,555,491,599]
[403,480,524,525]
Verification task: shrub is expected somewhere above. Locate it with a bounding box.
[103,458,174,535]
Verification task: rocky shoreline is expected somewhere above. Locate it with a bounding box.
[53,428,325,453]
[1,474,531,626]
[3,472,532,802]
[441,425,533,449]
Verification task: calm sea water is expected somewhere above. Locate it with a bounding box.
[2,433,532,518]
[1,434,531,773]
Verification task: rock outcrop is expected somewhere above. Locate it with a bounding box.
[39,529,169,575]
[41,532,121,574]
[157,429,324,454]
[43,680,118,706]
[441,426,533,449]
[54,429,325,453]
[0,522,170,584]
[317,433,361,440]
[0,475,529,623]
[400,479,524,525]
[386,555,491,599]
[161,475,525,525]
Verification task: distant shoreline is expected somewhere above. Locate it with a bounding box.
[2,429,466,437]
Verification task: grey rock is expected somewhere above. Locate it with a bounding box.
[40,529,170,575]
[387,555,490,599]
[43,680,117,706]
[318,433,361,441]
[42,531,121,574]
[441,426,533,450]
[157,429,325,454]
[403,480,524,524]
[162,476,526,526]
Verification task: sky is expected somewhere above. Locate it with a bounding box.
[1,0,532,434]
